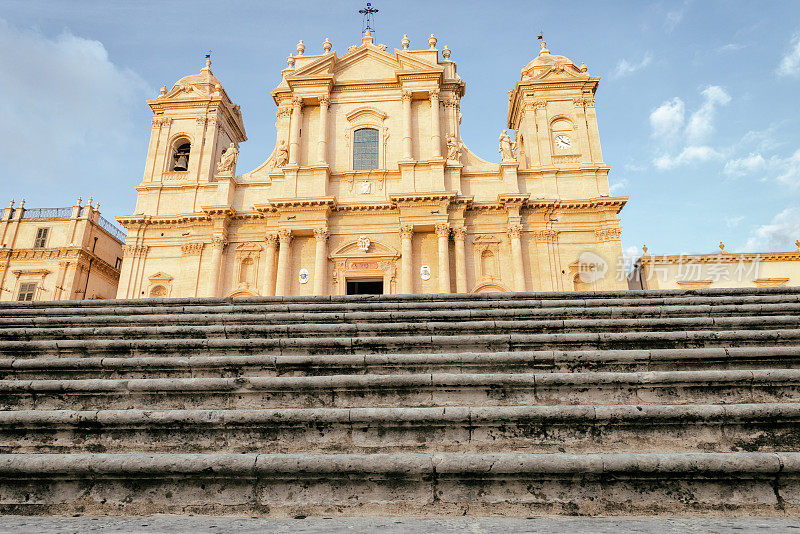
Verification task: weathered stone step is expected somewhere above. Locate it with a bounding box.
[1,403,798,454]
[1,369,798,410]
[3,302,799,327]
[3,316,799,343]
[0,451,797,516]
[3,346,798,380]
[3,329,799,358]
[1,290,798,318]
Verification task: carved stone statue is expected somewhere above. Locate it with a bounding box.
[446,134,462,163]
[499,130,517,161]
[216,143,238,173]
[275,140,289,168]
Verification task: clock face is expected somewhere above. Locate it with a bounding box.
[554,135,572,150]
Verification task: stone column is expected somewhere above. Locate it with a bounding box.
[208,234,227,297]
[317,96,330,164]
[453,226,468,293]
[430,89,441,158]
[275,229,292,297]
[288,97,303,166]
[435,222,451,293]
[262,234,278,296]
[313,227,328,295]
[508,224,526,292]
[400,224,414,294]
[401,90,413,160]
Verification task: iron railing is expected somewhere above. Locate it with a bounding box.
[97,215,126,242]
[21,207,73,219]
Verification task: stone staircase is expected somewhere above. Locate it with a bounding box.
[0,287,799,516]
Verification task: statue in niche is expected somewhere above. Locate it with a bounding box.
[498,130,517,161]
[446,134,462,163]
[217,143,238,173]
[275,140,289,167]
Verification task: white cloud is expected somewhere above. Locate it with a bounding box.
[654,145,722,170]
[723,153,766,177]
[650,97,685,142]
[612,52,652,78]
[609,179,629,193]
[775,149,800,187]
[664,1,691,33]
[777,34,800,77]
[624,163,647,172]
[685,85,731,143]
[725,215,745,228]
[716,43,745,53]
[622,245,642,275]
[745,207,800,251]
[0,19,151,203]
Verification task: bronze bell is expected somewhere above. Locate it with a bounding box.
[173,154,188,171]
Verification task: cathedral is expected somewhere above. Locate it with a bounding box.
[116,32,626,298]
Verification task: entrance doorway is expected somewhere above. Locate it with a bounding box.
[346,279,383,295]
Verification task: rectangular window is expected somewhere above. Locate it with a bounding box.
[353,128,379,170]
[33,227,49,248]
[17,282,36,301]
[114,257,122,270]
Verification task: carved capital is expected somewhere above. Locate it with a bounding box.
[594,228,622,242]
[151,117,171,127]
[314,227,329,241]
[319,95,330,108]
[435,222,451,238]
[401,89,413,102]
[533,229,559,243]
[265,233,279,247]
[291,97,303,109]
[210,235,227,249]
[399,224,414,239]
[507,224,522,240]
[532,99,547,110]
[277,106,293,118]
[453,226,468,240]
[429,88,440,102]
[196,116,208,125]
[278,229,293,244]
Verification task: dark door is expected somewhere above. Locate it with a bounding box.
[346,279,383,295]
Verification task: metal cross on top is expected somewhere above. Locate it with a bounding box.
[359,2,378,35]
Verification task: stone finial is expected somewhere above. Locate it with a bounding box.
[428,34,437,50]
[719,241,728,254]
[76,197,82,206]
[20,199,25,208]
[205,57,211,69]
[296,40,305,56]
[287,55,295,69]
[539,40,550,56]
[642,244,649,255]
[401,34,410,50]
[323,38,332,53]
[442,45,451,60]
[87,197,93,207]
[95,202,100,211]
[362,30,373,45]
[160,85,167,96]
[580,62,588,73]
[796,240,800,252]
[7,199,13,208]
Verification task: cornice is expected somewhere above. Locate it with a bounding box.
[254,197,336,213]
[639,252,800,264]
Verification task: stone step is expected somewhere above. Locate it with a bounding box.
[1,289,798,317]
[3,329,799,358]
[3,302,800,327]
[0,403,798,454]
[0,451,797,515]
[3,347,798,380]
[3,316,800,343]
[1,369,798,410]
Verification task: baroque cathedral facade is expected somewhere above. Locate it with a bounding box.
[116,32,626,298]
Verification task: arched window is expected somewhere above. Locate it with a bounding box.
[172,141,191,171]
[353,128,379,170]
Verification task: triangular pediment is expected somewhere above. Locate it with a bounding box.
[333,45,403,81]
[395,50,444,72]
[291,53,337,77]
[148,271,173,282]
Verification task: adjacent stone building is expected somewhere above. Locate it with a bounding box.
[0,199,125,301]
[116,33,627,298]
[629,242,800,290]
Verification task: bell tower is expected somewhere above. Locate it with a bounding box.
[507,42,603,171]
[137,58,246,214]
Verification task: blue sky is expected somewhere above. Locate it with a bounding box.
[1,0,799,265]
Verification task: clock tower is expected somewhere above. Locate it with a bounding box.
[507,41,605,173]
